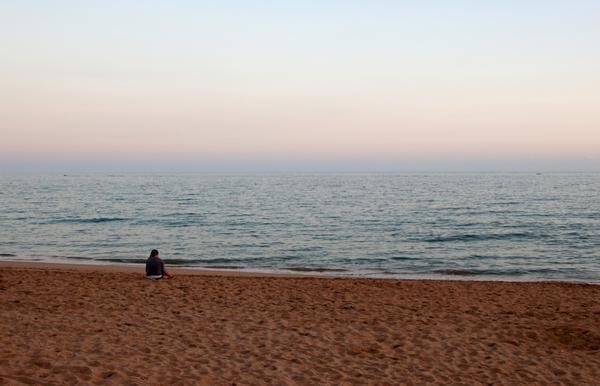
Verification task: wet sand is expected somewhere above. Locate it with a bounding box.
[1,262,599,385]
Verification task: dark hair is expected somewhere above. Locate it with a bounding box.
[150,249,159,258]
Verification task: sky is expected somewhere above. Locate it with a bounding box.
[1,1,599,172]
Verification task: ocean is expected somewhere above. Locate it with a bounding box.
[1,173,599,282]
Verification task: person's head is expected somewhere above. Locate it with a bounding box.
[150,249,159,258]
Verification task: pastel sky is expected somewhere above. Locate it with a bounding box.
[1,1,599,171]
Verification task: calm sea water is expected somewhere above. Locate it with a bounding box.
[1,173,599,282]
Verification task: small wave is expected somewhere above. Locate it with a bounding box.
[97,258,147,264]
[174,198,197,202]
[188,257,269,265]
[390,256,416,261]
[0,253,17,257]
[452,222,483,228]
[202,265,245,269]
[230,242,273,249]
[313,234,353,241]
[286,267,348,273]
[439,206,471,211]
[162,221,198,228]
[56,255,93,260]
[288,245,325,252]
[96,258,223,265]
[423,232,536,243]
[433,269,477,276]
[433,267,563,277]
[80,217,128,223]
[340,257,390,264]
[269,255,303,261]
[53,217,128,224]
[463,254,504,260]
[582,213,600,219]
[192,257,244,265]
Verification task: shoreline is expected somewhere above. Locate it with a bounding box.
[0,260,322,279]
[1,259,599,285]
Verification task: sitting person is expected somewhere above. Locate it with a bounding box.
[145,249,174,279]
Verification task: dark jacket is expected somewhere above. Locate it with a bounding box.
[145,256,165,276]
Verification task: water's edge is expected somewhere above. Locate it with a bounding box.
[2,257,598,285]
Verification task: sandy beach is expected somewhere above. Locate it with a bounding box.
[1,262,599,385]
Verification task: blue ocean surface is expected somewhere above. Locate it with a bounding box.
[1,173,599,282]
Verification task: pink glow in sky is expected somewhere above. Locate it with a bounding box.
[1,2,599,171]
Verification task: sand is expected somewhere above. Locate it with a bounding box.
[1,262,599,385]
